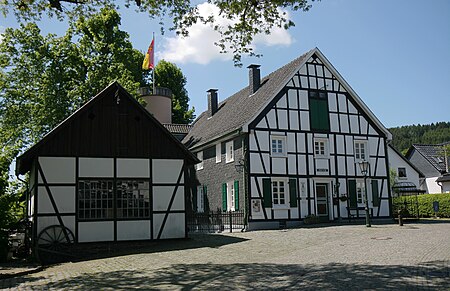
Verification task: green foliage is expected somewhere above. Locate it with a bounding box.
[1,0,316,66]
[389,122,450,153]
[392,193,450,218]
[0,151,24,262]
[0,8,144,155]
[154,60,195,124]
[389,168,398,188]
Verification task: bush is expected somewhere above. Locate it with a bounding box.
[303,214,320,225]
[392,193,450,218]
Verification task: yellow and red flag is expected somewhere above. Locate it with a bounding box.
[142,38,154,70]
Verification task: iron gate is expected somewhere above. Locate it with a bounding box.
[187,209,246,233]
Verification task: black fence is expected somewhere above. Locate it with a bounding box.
[187,210,246,233]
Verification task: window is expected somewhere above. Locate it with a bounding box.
[196,151,203,170]
[271,135,286,156]
[226,141,234,163]
[197,186,205,213]
[272,180,287,206]
[314,138,329,158]
[356,180,365,204]
[227,181,235,211]
[116,180,150,218]
[309,90,330,131]
[354,141,368,161]
[398,167,407,179]
[216,143,221,163]
[78,180,114,220]
[222,181,239,212]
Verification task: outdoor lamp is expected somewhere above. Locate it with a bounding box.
[358,160,371,227]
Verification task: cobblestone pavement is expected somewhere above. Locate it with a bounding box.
[1,221,449,290]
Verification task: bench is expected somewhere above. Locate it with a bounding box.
[346,206,373,221]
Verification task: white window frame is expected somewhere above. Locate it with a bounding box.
[356,179,365,204]
[227,181,235,211]
[226,141,234,163]
[271,135,287,157]
[272,179,289,208]
[197,186,204,213]
[196,151,203,170]
[314,138,329,158]
[216,143,221,163]
[354,140,368,161]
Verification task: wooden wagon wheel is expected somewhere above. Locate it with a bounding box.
[36,225,75,264]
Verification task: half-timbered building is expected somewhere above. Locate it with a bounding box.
[184,48,393,229]
[16,82,198,248]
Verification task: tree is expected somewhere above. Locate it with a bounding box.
[1,0,317,66]
[0,8,145,153]
[154,60,195,124]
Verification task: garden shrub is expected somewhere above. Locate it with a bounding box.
[392,193,450,218]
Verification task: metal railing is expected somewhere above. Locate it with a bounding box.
[187,209,245,233]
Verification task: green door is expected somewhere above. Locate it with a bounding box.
[316,183,329,222]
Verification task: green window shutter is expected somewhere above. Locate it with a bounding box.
[234,180,239,211]
[289,179,298,207]
[371,180,380,207]
[192,186,198,212]
[317,99,329,130]
[310,98,320,129]
[262,178,272,208]
[222,183,227,212]
[309,98,329,131]
[348,180,357,208]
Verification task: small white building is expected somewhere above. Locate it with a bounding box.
[16,82,198,253]
[388,144,424,190]
[406,143,450,193]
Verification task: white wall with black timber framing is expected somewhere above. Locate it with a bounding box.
[31,156,186,243]
[246,53,391,227]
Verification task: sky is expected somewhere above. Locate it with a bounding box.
[1,0,450,128]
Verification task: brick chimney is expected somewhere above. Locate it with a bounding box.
[207,89,218,117]
[247,64,261,94]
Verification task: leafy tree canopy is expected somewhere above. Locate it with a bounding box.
[154,60,195,124]
[1,0,317,66]
[0,8,145,154]
[389,122,450,154]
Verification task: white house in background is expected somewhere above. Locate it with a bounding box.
[405,142,450,193]
[16,82,198,250]
[387,144,424,190]
[184,47,394,230]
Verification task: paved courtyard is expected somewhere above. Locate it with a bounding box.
[1,221,449,290]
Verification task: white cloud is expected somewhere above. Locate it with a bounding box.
[159,2,292,65]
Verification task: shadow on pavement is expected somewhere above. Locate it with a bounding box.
[9,261,448,290]
[64,234,249,264]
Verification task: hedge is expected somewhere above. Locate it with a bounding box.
[392,193,450,218]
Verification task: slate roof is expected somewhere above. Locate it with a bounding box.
[407,142,450,174]
[183,47,392,150]
[182,49,314,149]
[436,173,450,183]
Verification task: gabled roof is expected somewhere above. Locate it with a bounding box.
[406,142,450,174]
[183,47,391,149]
[388,144,424,178]
[16,81,198,175]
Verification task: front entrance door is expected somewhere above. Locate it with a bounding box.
[316,183,329,221]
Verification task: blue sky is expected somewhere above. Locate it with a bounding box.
[1,0,449,128]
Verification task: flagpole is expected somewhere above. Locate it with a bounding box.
[152,32,155,94]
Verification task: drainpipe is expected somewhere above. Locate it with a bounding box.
[240,128,249,232]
